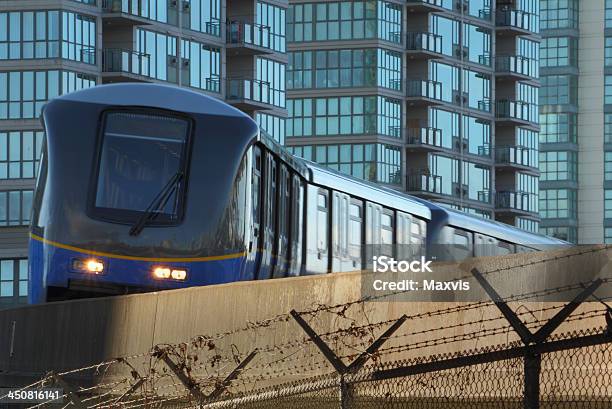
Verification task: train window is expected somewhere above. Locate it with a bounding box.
[381,210,393,247]
[317,191,328,254]
[92,111,190,224]
[348,202,362,262]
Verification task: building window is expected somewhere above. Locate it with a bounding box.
[606,37,612,67]
[0,131,44,179]
[540,37,577,68]
[606,114,612,143]
[516,218,539,234]
[539,113,576,143]
[605,227,612,244]
[0,190,33,226]
[287,1,401,44]
[136,29,178,82]
[606,190,612,219]
[257,113,286,145]
[0,10,96,64]
[540,75,577,106]
[541,226,577,243]
[257,1,286,52]
[607,0,612,28]
[287,96,401,138]
[0,259,28,299]
[0,70,96,120]
[541,0,578,30]
[180,39,220,93]
[187,0,222,36]
[606,152,612,181]
[256,57,286,108]
[288,143,401,185]
[539,151,577,181]
[539,189,576,219]
[288,48,401,91]
[606,76,612,105]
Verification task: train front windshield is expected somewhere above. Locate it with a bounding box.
[91,112,190,224]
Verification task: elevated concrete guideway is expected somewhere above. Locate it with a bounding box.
[0,245,611,389]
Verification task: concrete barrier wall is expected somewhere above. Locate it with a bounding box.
[0,246,610,388]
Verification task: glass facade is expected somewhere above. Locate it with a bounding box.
[287,1,402,44]
[0,259,28,300]
[0,70,96,120]
[540,151,577,181]
[257,1,286,52]
[186,0,222,36]
[539,113,576,143]
[540,37,577,68]
[136,29,178,82]
[287,96,400,138]
[0,10,96,64]
[288,143,401,185]
[540,75,576,106]
[180,38,221,92]
[0,190,32,226]
[257,112,286,145]
[539,189,576,219]
[0,131,44,179]
[288,48,401,91]
[541,0,578,30]
[256,57,286,108]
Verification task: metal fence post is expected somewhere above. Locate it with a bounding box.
[339,374,351,409]
[524,352,541,409]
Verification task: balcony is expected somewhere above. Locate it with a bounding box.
[495,100,537,126]
[406,0,445,13]
[496,9,537,35]
[406,80,443,106]
[406,32,443,60]
[226,78,275,111]
[495,191,536,215]
[226,22,275,56]
[406,171,443,195]
[496,55,537,80]
[102,48,151,82]
[101,0,153,25]
[406,127,445,151]
[495,146,538,172]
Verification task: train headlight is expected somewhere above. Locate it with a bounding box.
[72,258,104,274]
[152,266,187,281]
[171,269,187,280]
[153,267,171,279]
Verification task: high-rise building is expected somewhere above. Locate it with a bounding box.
[285,0,541,232]
[0,0,287,308]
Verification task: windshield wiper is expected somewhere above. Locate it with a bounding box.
[129,171,184,236]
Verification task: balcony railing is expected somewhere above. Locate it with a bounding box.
[102,48,150,76]
[227,21,272,49]
[227,78,272,104]
[406,80,442,100]
[406,32,443,55]
[80,46,96,65]
[406,127,442,147]
[495,146,537,168]
[496,100,536,124]
[406,0,443,8]
[496,191,533,212]
[496,55,537,78]
[407,171,442,194]
[496,9,537,33]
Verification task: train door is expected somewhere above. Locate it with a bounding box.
[304,185,329,274]
[365,202,382,269]
[288,174,304,276]
[272,165,291,278]
[332,191,352,272]
[348,199,364,271]
[243,146,262,280]
[258,151,277,279]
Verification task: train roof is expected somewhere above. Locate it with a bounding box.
[299,159,431,220]
[412,197,569,247]
[50,83,252,119]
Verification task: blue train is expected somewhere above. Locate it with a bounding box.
[29,84,567,303]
